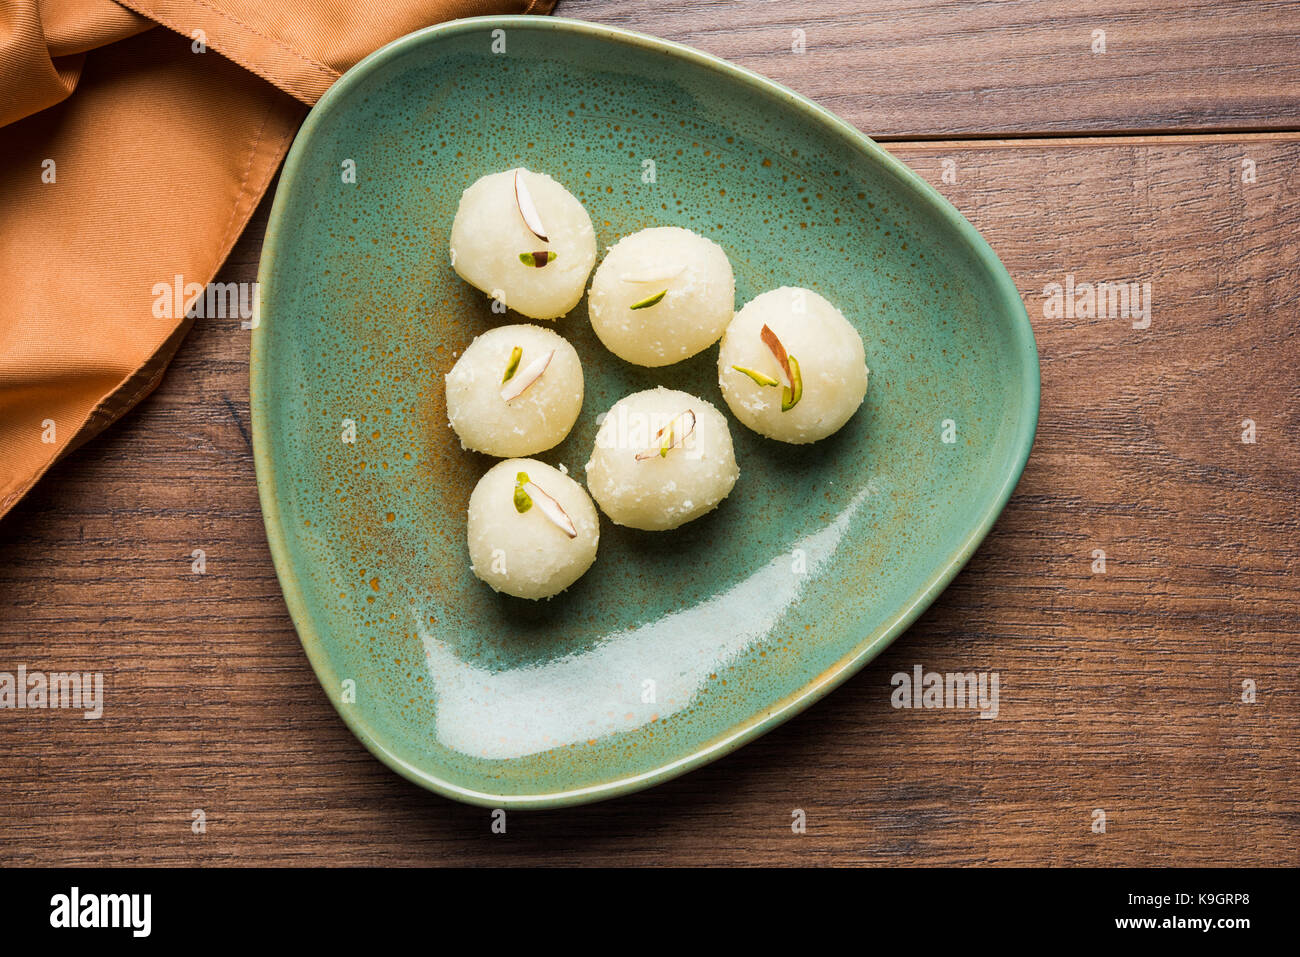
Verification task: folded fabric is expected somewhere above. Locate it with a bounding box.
[0,0,553,517]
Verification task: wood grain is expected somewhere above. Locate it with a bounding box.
[1,4,1298,866]
[556,0,1300,138]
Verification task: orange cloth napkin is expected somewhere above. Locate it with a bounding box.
[0,0,553,517]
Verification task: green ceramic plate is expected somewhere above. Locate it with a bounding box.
[252,15,1039,808]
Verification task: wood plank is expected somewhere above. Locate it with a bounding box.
[561,0,1300,137]
[1,133,1296,865]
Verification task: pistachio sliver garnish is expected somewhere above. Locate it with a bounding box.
[513,168,549,242]
[619,263,685,284]
[519,250,557,268]
[500,349,554,402]
[780,354,803,411]
[502,346,523,383]
[731,365,780,388]
[513,471,533,513]
[518,476,577,538]
[635,409,697,461]
[629,289,667,310]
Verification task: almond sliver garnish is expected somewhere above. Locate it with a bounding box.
[500,349,554,402]
[619,263,685,284]
[760,324,803,411]
[514,168,549,243]
[759,324,794,389]
[520,476,577,538]
[635,409,697,460]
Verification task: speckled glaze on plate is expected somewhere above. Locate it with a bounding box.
[252,16,1040,808]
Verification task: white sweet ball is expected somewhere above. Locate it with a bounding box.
[467,459,599,600]
[717,287,868,444]
[449,168,596,320]
[587,227,735,366]
[445,324,583,457]
[585,387,739,531]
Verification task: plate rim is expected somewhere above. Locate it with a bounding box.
[251,14,1042,809]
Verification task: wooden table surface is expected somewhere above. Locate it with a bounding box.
[2,0,1298,866]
